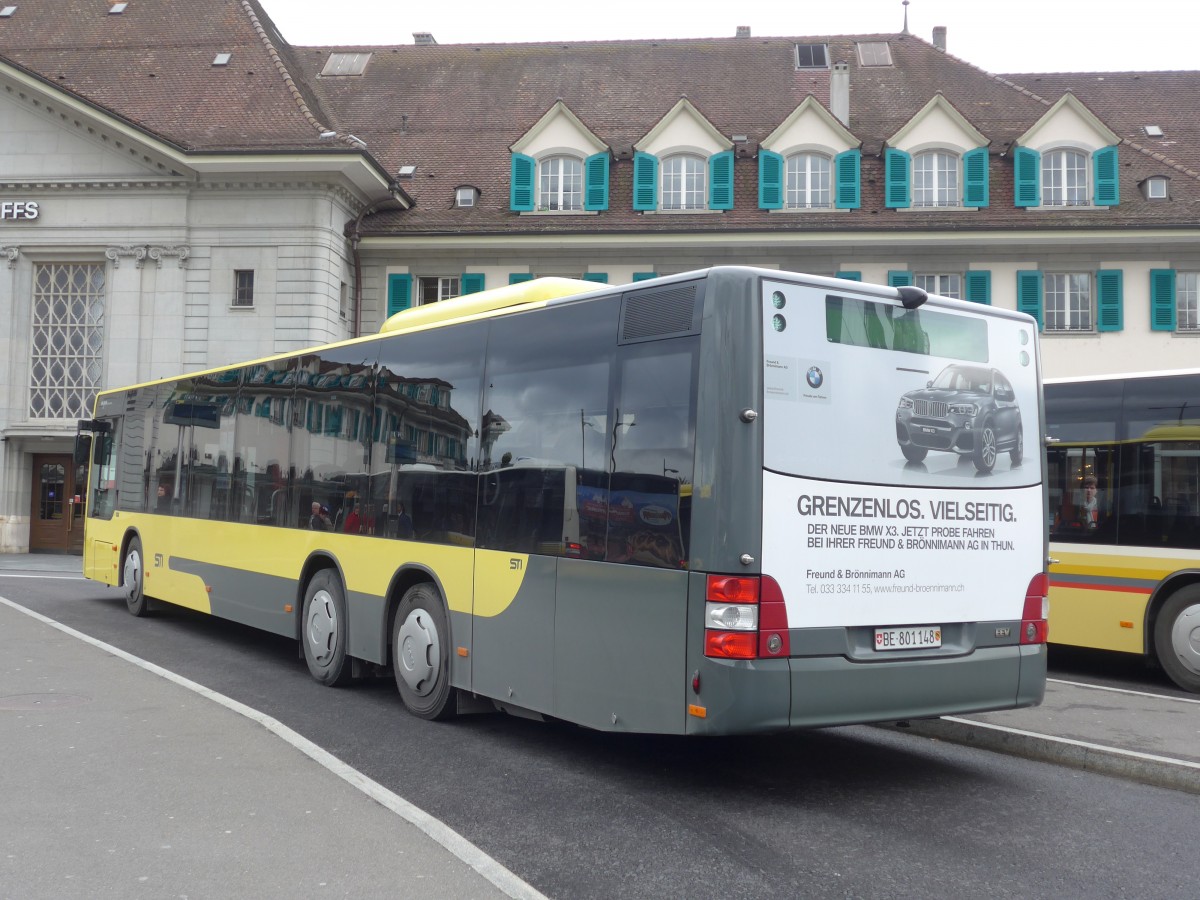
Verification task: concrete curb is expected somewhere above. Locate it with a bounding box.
[882,717,1200,795]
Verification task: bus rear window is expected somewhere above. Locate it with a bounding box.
[825,295,989,363]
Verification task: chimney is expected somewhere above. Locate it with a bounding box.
[932,26,947,52]
[830,62,849,127]
[413,32,437,45]
[735,25,751,38]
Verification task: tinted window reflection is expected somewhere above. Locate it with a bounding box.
[292,345,378,533]
[479,300,616,557]
[235,358,296,526]
[178,368,241,521]
[1044,379,1123,444]
[1121,374,1200,442]
[371,322,485,544]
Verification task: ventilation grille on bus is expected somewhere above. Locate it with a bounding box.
[618,281,703,344]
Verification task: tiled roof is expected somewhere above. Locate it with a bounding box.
[1,1,1196,235]
[0,0,331,150]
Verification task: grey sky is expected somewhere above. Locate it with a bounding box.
[261,0,1195,75]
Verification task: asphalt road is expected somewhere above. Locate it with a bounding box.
[7,572,1200,900]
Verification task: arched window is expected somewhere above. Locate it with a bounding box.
[662,154,706,210]
[785,153,831,208]
[913,150,959,207]
[1042,149,1088,207]
[538,156,583,211]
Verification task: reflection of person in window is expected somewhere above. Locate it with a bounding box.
[395,501,414,539]
[155,482,172,514]
[309,501,331,530]
[343,492,360,533]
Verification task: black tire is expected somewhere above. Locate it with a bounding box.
[392,583,457,720]
[900,443,928,463]
[1153,586,1200,693]
[123,535,151,617]
[301,569,352,686]
[1010,423,1024,466]
[973,420,997,473]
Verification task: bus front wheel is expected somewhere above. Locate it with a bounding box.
[393,583,457,720]
[1154,586,1200,693]
[301,569,352,687]
[123,535,151,617]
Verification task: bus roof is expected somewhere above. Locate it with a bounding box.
[379,277,597,333]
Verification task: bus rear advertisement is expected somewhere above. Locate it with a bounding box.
[78,267,1047,734]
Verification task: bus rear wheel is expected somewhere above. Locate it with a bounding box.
[1154,586,1200,693]
[301,569,352,686]
[123,535,151,617]
[393,583,457,720]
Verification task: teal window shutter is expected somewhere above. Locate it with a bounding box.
[1014,147,1040,207]
[709,151,734,210]
[836,271,862,281]
[963,148,989,208]
[887,270,912,287]
[834,149,861,209]
[510,153,535,211]
[582,273,608,284]
[632,271,656,281]
[509,273,534,284]
[1149,269,1177,331]
[633,152,658,211]
[1016,270,1043,330]
[387,274,412,317]
[584,152,610,211]
[461,273,485,295]
[758,149,783,209]
[964,270,992,305]
[1093,146,1119,206]
[1096,269,1123,332]
[884,148,911,208]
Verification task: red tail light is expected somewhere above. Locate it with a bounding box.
[1021,572,1049,644]
[703,574,791,659]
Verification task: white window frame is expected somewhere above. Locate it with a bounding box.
[914,273,962,299]
[537,156,583,211]
[1042,149,1089,207]
[913,150,960,208]
[661,154,706,210]
[455,186,477,208]
[785,152,831,209]
[1146,177,1168,200]
[418,276,460,306]
[1044,272,1092,332]
[1179,273,1200,332]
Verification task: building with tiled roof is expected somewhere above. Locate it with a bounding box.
[0,0,1197,551]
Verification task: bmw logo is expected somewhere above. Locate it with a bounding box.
[806,366,824,388]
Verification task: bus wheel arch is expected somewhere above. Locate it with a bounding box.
[299,563,353,687]
[391,580,458,720]
[1149,579,1200,692]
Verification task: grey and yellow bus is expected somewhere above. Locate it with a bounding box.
[1046,368,1200,692]
[77,267,1047,734]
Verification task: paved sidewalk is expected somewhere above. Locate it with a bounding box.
[0,553,537,900]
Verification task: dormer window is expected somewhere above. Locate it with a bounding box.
[913,150,959,207]
[538,156,583,211]
[786,153,831,208]
[455,186,479,208]
[1042,148,1089,206]
[662,154,706,210]
[794,44,828,69]
[1143,176,1168,200]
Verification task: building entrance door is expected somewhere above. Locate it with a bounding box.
[29,454,85,554]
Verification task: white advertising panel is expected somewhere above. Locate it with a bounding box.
[759,277,1043,627]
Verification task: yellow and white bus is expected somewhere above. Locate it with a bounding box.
[78,267,1048,733]
[1046,368,1200,692]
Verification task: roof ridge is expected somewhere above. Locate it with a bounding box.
[239,0,334,140]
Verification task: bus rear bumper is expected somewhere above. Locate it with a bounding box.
[788,644,1047,728]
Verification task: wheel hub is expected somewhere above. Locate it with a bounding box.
[123,551,141,600]
[1170,603,1200,676]
[397,609,439,695]
[306,590,338,665]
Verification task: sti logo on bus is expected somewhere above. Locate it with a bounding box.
[510,558,523,570]
[806,366,824,389]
